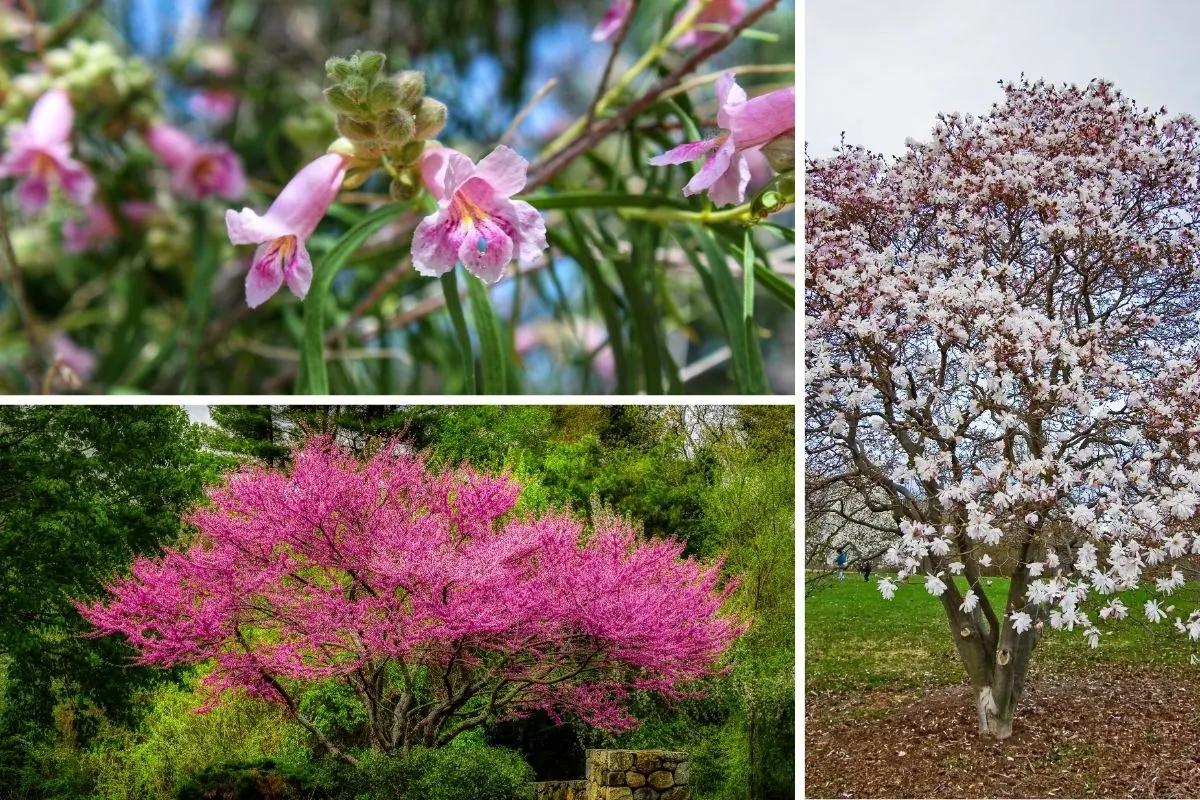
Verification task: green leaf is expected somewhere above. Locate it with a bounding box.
[467,276,506,395]
[440,271,475,394]
[298,203,406,395]
[522,192,690,211]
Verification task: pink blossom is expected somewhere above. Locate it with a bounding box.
[675,0,747,49]
[0,89,94,213]
[146,123,245,201]
[413,145,547,284]
[649,73,795,206]
[225,153,348,308]
[50,332,97,382]
[592,0,632,42]
[189,89,239,123]
[63,201,158,254]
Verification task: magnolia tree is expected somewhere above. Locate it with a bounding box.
[80,436,742,765]
[806,78,1200,739]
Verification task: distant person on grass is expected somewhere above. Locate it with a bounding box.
[835,546,849,580]
[860,560,872,582]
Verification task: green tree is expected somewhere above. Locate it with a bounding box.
[0,406,212,759]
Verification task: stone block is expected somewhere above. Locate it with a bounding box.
[608,751,635,771]
[673,762,689,786]
[647,771,674,789]
[634,752,661,771]
[604,788,633,800]
[660,788,690,800]
[631,790,657,800]
[606,771,626,787]
[625,771,646,788]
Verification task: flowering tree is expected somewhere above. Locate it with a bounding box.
[0,1,795,394]
[806,78,1200,739]
[80,436,742,765]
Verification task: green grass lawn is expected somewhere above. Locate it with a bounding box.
[805,573,1200,693]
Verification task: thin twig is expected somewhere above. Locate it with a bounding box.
[525,0,783,192]
[583,0,641,132]
[0,202,40,358]
[499,78,558,147]
[17,0,44,59]
[44,0,104,48]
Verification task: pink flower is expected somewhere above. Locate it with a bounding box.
[50,332,97,383]
[225,153,348,308]
[0,89,94,213]
[675,0,746,49]
[413,145,547,284]
[592,0,633,42]
[146,123,245,201]
[649,73,795,206]
[63,201,157,254]
[189,89,239,123]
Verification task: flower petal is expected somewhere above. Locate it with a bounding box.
[264,153,348,239]
[705,152,751,207]
[25,89,74,147]
[226,208,291,246]
[412,208,467,277]
[420,147,476,203]
[648,137,722,166]
[52,154,96,206]
[592,0,633,42]
[512,200,548,266]
[716,72,748,130]
[16,176,50,213]
[245,241,286,308]
[469,146,529,198]
[683,138,736,197]
[458,216,514,284]
[146,124,200,170]
[729,86,796,150]
[283,239,313,300]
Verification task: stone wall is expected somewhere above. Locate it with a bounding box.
[533,779,590,800]
[584,749,691,800]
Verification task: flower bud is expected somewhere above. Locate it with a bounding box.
[761,131,795,173]
[389,169,421,201]
[342,165,375,190]
[413,98,447,140]
[325,57,353,82]
[324,85,360,115]
[336,114,377,141]
[326,136,358,159]
[394,139,425,166]
[342,76,370,103]
[393,70,426,111]
[367,80,402,116]
[357,51,387,80]
[379,108,415,144]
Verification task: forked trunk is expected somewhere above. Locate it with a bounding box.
[976,686,1014,740]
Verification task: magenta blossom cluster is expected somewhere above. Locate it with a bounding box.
[79,436,741,748]
[0,89,94,212]
[650,72,795,206]
[146,123,246,201]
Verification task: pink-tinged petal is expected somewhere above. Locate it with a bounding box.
[283,239,313,300]
[245,241,286,308]
[0,147,36,178]
[53,155,96,206]
[675,0,746,49]
[412,208,468,277]
[64,205,118,254]
[16,176,50,213]
[683,138,736,197]
[420,147,476,203]
[592,0,633,42]
[263,153,348,239]
[468,146,528,198]
[705,152,751,207]
[173,145,246,200]
[189,90,238,122]
[226,208,291,246]
[50,333,97,381]
[458,216,514,284]
[728,86,796,150]
[715,72,748,130]
[120,201,158,224]
[146,124,200,170]
[25,89,74,147]
[648,137,722,166]
[512,200,547,266]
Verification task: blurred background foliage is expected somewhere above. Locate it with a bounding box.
[0,1,795,394]
[0,403,795,799]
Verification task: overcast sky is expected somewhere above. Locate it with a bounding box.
[806,0,1200,157]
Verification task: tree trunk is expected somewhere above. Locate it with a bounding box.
[976,686,1013,740]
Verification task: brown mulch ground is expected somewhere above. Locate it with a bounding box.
[805,667,1200,798]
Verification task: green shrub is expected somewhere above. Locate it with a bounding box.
[174,759,323,800]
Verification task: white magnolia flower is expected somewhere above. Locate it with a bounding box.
[877,577,898,600]
[978,553,993,568]
[1009,611,1033,634]
[948,561,965,575]
[1027,561,1044,577]
[1099,599,1127,620]
[924,573,948,597]
[960,590,980,613]
[1145,599,1167,623]
[1083,627,1100,649]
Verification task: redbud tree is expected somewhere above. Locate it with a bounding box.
[80,436,742,765]
[806,78,1200,739]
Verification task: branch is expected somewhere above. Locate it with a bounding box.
[524,0,784,192]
